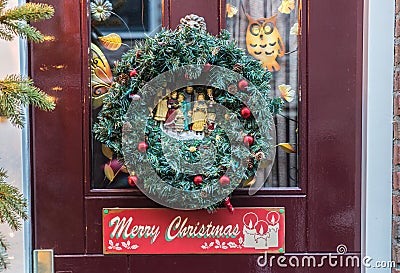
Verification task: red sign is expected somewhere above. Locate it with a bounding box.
[102,207,285,254]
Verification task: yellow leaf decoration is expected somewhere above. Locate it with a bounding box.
[278,0,295,14]
[226,4,238,18]
[101,144,113,160]
[242,177,256,187]
[277,143,296,153]
[104,164,115,182]
[290,23,299,35]
[278,84,296,102]
[99,33,122,51]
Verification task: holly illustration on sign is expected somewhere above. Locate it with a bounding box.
[102,208,285,254]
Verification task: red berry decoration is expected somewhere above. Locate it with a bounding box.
[238,79,248,91]
[137,141,148,153]
[128,175,138,186]
[240,107,251,119]
[224,197,234,214]
[203,63,211,72]
[243,135,254,146]
[194,175,203,185]
[184,73,191,80]
[129,69,137,77]
[219,175,230,186]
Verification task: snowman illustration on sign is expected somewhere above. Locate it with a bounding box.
[242,211,280,249]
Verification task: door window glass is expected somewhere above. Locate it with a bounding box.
[226,0,300,187]
[90,0,162,189]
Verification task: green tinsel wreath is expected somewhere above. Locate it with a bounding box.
[93,19,282,210]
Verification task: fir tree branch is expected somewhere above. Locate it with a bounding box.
[0,3,54,22]
[1,20,44,43]
[0,74,55,127]
[0,1,54,42]
[0,169,28,231]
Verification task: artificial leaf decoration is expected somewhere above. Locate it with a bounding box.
[278,0,295,14]
[226,4,238,18]
[102,144,113,159]
[99,33,122,51]
[277,143,296,153]
[290,23,299,35]
[278,84,296,102]
[104,164,115,181]
[242,177,256,187]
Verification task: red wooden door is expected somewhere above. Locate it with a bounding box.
[30,0,362,272]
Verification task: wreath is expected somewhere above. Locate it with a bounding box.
[93,15,282,211]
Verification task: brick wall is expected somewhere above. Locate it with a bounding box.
[394,1,400,270]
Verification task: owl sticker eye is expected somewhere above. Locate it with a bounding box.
[263,23,274,35]
[250,24,261,36]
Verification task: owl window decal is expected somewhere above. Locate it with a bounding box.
[246,13,285,72]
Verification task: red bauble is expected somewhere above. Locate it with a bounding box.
[203,63,211,72]
[194,175,203,185]
[219,175,230,186]
[240,107,251,119]
[243,135,254,146]
[238,79,248,91]
[224,197,234,214]
[128,175,138,186]
[137,141,148,153]
[184,73,191,80]
[129,69,137,77]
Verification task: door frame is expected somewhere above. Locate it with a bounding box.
[363,0,394,272]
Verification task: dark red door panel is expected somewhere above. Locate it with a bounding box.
[163,0,225,35]
[307,0,362,252]
[30,0,85,254]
